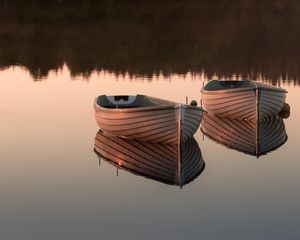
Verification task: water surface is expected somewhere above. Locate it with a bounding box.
[1,2,300,240]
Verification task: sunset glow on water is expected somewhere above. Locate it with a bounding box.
[1,2,300,239]
[1,65,299,239]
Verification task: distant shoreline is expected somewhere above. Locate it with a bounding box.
[1,1,299,83]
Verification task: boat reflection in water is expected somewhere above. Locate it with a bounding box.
[201,112,287,157]
[94,130,205,187]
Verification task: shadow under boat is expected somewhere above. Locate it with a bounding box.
[201,112,287,157]
[94,130,205,187]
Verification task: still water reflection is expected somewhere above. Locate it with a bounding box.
[1,2,300,240]
[201,112,288,157]
[1,66,299,240]
[94,130,205,187]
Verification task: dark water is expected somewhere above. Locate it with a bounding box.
[1,2,300,240]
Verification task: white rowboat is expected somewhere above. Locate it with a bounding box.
[94,95,203,144]
[201,80,287,121]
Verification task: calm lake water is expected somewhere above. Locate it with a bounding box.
[1,2,300,240]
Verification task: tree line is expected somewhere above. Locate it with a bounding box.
[0,0,300,84]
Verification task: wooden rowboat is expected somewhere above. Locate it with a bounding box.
[94,95,203,145]
[94,130,205,186]
[201,112,287,157]
[201,80,287,121]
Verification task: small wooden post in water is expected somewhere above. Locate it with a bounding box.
[255,85,259,158]
[177,104,182,188]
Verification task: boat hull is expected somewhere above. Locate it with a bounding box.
[257,83,287,120]
[94,96,202,144]
[201,81,287,121]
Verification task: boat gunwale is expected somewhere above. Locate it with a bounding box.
[201,82,287,94]
[201,86,256,94]
[94,98,202,113]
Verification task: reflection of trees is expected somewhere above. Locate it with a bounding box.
[1,1,300,84]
